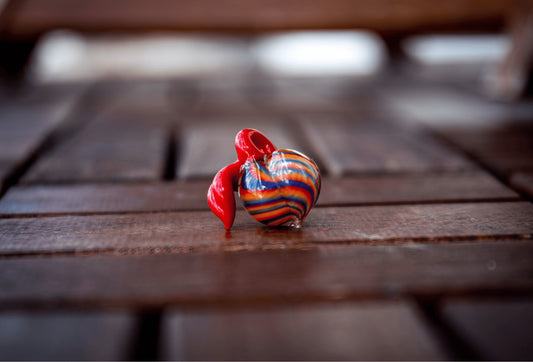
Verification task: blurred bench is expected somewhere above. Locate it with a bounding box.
[2,0,510,36]
[1,0,531,97]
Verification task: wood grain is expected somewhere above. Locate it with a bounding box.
[23,107,168,183]
[300,115,476,176]
[0,181,211,215]
[0,241,532,308]
[6,0,507,36]
[0,172,519,215]
[177,117,304,179]
[162,301,447,360]
[441,298,533,360]
[0,311,136,360]
[318,172,518,206]
[0,202,531,255]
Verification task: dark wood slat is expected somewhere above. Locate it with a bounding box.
[0,241,532,308]
[162,301,446,360]
[0,104,62,162]
[0,93,77,187]
[254,80,346,113]
[7,0,507,36]
[0,161,15,191]
[0,202,531,255]
[0,181,210,215]
[511,171,533,198]
[438,123,533,175]
[300,115,476,176]
[318,172,519,206]
[23,106,168,183]
[483,154,533,174]
[188,89,262,116]
[439,123,533,144]
[177,117,303,179]
[379,82,530,128]
[0,172,519,215]
[107,82,174,115]
[0,311,135,360]
[441,299,533,360]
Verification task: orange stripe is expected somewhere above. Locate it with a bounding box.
[268,214,299,226]
[244,199,286,213]
[252,207,294,222]
[239,188,280,201]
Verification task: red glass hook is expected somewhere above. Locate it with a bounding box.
[207,129,276,230]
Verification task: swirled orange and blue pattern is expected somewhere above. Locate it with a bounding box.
[239,149,321,228]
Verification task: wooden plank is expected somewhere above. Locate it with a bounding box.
[108,82,174,114]
[318,172,519,206]
[0,202,531,255]
[511,171,533,198]
[162,301,446,360]
[0,181,210,215]
[0,172,519,215]
[0,104,57,162]
[6,0,507,37]
[441,299,533,360]
[189,89,262,116]
[451,138,533,174]
[177,117,304,179]
[486,154,533,175]
[0,311,135,360]
[438,123,533,174]
[380,83,531,129]
[304,81,385,115]
[0,92,77,187]
[300,115,476,176]
[22,106,168,183]
[254,80,347,113]
[0,161,15,191]
[439,123,533,143]
[0,241,532,308]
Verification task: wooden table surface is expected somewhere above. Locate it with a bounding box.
[0,74,533,360]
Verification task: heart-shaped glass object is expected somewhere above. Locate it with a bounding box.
[239,149,320,228]
[208,129,321,230]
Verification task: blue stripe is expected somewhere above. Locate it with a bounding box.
[240,163,277,191]
[279,179,316,202]
[240,178,278,191]
[269,166,319,192]
[239,152,321,221]
[261,211,300,225]
[283,195,308,215]
[248,203,287,215]
[242,195,284,207]
[246,196,306,217]
[268,156,319,178]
